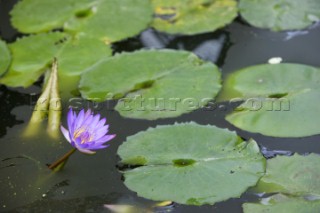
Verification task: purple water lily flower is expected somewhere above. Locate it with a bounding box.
[60,108,116,154]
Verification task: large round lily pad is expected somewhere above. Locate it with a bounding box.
[239,0,320,31]
[0,39,11,76]
[151,0,238,35]
[254,154,320,196]
[243,194,320,213]
[10,0,95,33]
[221,63,320,137]
[79,49,222,120]
[118,123,266,205]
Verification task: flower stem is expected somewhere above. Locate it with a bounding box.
[48,148,77,170]
[47,58,62,139]
[23,58,61,139]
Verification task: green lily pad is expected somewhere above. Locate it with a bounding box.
[151,0,238,35]
[0,33,112,88]
[254,154,320,197]
[0,70,47,88]
[65,0,153,43]
[118,123,266,205]
[221,63,320,137]
[0,39,11,76]
[10,0,96,33]
[58,37,112,76]
[0,32,69,87]
[239,0,320,31]
[8,32,68,73]
[10,0,153,42]
[80,49,221,120]
[243,194,320,213]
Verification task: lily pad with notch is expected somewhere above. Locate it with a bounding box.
[253,153,320,197]
[221,63,320,137]
[0,33,112,88]
[65,0,153,43]
[10,0,96,33]
[117,122,266,205]
[79,49,222,120]
[239,0,320,31]
[0,32,69,87]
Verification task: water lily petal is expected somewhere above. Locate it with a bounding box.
[90,144,110,150]
[81,114,94,129]
[84,109,92,118]
[77,147,96,154]
[67,108,75,132]
[95,134,116,144]
[60,126,71,143]
[94,126,110,140]
[81,110,93,126]
[74,109,85,130]
[95,118,106,129]
[89,114,101,130]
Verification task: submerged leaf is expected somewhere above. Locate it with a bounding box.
[118,123,265,205]
[239,0,320,31]
[151,0,238,35]
[221,63,320,137]
[80,49,222,120]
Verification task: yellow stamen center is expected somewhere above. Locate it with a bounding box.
[73,128,93,144]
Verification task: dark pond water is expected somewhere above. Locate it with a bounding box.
[1,1,320,212]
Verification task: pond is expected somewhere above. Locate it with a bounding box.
[1,0,320,212]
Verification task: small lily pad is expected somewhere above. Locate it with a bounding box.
[80,49,221,120]
[10,0,96,33]
[118,123,266,205]
[254,154,320,196]
[239,0,320,31]
[65,0,153,42]
[243,194,320,213]
[151,0,238,35]
[221,63,320,137]
[0,39,11,76]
